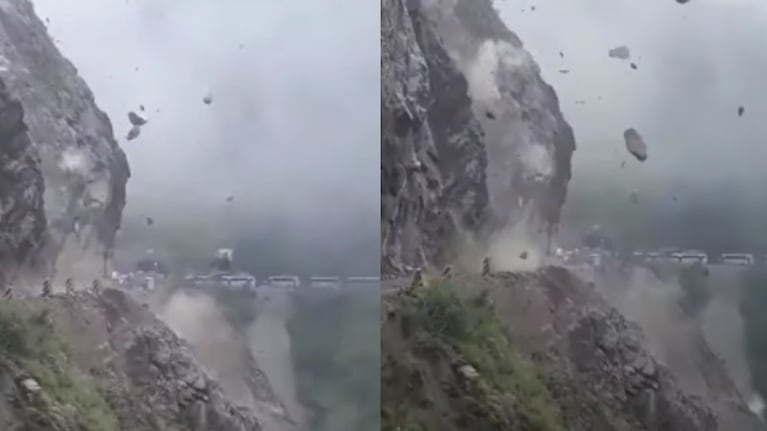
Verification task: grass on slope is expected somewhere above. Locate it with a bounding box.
[0,300,119,431]
[382,281,565,431]
[288,288,380,431]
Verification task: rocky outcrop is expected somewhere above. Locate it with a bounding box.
[0,77,45,269]
[381,0,489,274]
[381,0,575,273]
[0,0,129,278]
[421,0,575,233]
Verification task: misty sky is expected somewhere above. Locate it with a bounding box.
[495,0,767,190]
[32,0,379,227]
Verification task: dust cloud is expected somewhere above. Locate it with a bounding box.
[158,290,264,408]
[592,265,762,412]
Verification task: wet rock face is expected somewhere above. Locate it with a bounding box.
[0,77,46,267]
[381,0,489,274]
[0,0,129,273]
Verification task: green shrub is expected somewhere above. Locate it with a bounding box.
[407,281,565,431]
[0,301,119,431]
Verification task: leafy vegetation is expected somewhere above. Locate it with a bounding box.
[0,300,119,431]
[382,281,565,431]
[288,288,380,431]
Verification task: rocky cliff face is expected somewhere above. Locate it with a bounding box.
[0,0,129,280]
[381,0,574,273]
[0,76,46,271]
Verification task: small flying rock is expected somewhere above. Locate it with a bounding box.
[630,62,638,70]
[126,125,141,141]
[630,191,639,204]
[559,51,564,58]
[608,45,631,60]
[520,251,529,260]
[558,69,570,74]
[485,111,496,120]
[146,217,154,226]
[239,43,245,49]
[673,195,678,202]
[530,5,536,11]
[620,160,626,168]
[140,104,145,111]
[128,111,147,126]
[676,0,690,3]
[624,128,648,162]
[738,106,745,117]
[203,93,213,105]
[226,195,234,203]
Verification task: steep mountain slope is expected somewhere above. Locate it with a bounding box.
[382,270,764,431]
[380,0,764,429]
[0,2,291,430]
[0,0,129,281]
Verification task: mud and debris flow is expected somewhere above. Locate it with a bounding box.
[126,125,141,141]
[624,128,648,162]
[128,111,147,126]
[608,45,631,60]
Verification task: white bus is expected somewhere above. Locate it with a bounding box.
[672,251,709,265]
[309,276,342,289]
[267,275,301,289]
[721,253,754,266]
[220,273,257,291]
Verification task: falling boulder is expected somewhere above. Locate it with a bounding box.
[146,217,154,226]
[624,128,647,162]
[126,125,141,141]
[128,111,147,126]
[519,251,529,260]
[203,93,213,105]
[608,45,631,60]
[226,195,234,203]
[485,111,496,120]
[630,62,638,70]
[738,106,745,117]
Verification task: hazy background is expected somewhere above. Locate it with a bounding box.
[494,0,767,252]
[33,0,380,275]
